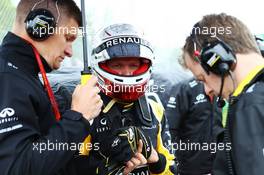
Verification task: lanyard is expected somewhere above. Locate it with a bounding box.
[31,45,61,121]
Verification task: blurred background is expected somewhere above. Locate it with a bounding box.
[1,0,264,85]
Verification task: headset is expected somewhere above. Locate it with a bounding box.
[25,0,60,41]
[190,22,237,108]
[191,23,237,76]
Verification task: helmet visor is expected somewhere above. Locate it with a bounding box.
[99,57,151,77]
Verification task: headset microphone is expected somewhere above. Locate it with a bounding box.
[217,73,226,108]
[217,96,226,108]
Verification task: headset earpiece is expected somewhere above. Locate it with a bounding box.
[218,62,230,75]
[25,8,56,41]
[190,22,236,76]
[200,40,236,76]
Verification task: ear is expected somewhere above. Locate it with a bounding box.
[192,56,201,65]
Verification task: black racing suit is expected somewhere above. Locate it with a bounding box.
[213,66,264,175]
[165,79,223,175]
[0,32,91,175]
[51,85,176,175]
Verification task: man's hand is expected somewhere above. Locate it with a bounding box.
[108,126,153,162]
[71,75,103,121]
[123,140,147,175]
[123,140,160,175]
[104,127,160,174]
[147,146,159,163]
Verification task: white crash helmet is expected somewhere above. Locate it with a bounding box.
[91,23,155,101]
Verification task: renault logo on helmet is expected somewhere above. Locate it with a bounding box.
[0,108,15,118]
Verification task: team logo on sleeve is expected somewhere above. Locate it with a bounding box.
[166,96,176,108]
[0,107,22,134]
[96,117,110,133]
[0,108,15,118]
[189,80,198,88]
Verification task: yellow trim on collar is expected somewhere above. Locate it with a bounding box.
[148,99,164,122]
[102,99,117,113]
[102,99,134,113]
[123,102,134,109]
[233,65,264,97]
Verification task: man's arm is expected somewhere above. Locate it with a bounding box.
[0,73,94,175]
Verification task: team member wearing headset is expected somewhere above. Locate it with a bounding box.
[0,1,102,175]
[179,13,264,175]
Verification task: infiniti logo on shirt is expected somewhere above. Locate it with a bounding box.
[0,108,22,134]
[196,94,205,101]
[194,94,207,104]
[0,108,15,118]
